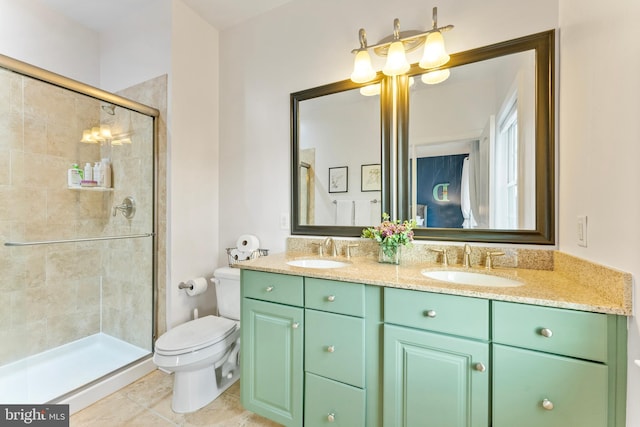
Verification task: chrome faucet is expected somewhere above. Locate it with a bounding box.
[323,237,337,257]
[463,244,472,268]
[430,248,449,267]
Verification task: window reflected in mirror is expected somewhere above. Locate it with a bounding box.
[408,50,536,230]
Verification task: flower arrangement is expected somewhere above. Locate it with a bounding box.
[362,213,416,263]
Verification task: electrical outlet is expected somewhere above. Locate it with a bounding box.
[577,215,587,247]
[280,213,290,230]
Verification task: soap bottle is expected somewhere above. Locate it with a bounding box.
[94,162,102,186]
[100,158,112,188]
[67,163,82,187]
[83,162,93,182]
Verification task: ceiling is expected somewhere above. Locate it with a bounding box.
[35,0,295,31]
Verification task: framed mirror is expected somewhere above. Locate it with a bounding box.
[291,30,554,244]
[399,30,555,244]
[291,76,389,236]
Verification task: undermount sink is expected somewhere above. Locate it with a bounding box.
[422,270,524,287]
[286,259,351,269]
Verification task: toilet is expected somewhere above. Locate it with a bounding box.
[153,267,241,413]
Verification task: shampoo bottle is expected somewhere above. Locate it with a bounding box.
[100,158,112,188]
[67,164,82,187]
[83,162,93,182]
[94,162,102,186]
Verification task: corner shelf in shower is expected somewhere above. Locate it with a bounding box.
[67,186,113,191]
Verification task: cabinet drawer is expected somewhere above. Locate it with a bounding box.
[305,278,365,317]
[492,301,609,362]
[305,309,365,387]
[305,373,365,427]
[384,287,489,340]
[242,270,304,307]
[493,344,608,427]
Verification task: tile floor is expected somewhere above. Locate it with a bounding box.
[70,370,282,426]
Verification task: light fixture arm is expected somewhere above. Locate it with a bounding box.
[350,21,453,54]
[358,28,368,50]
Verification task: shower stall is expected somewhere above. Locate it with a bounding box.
[0,54,158,409]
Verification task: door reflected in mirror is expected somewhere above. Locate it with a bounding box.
[297,85,382,227]
[409,50,536,230]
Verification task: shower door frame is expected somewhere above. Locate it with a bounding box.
[0,53,160,393]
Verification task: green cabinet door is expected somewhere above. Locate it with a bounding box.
[493,344,609,427]
[383,324,489,427]
[240,298,303,427]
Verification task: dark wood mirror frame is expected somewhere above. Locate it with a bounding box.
[291,30,555,244]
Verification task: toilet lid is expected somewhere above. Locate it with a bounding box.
[155,315,237,353]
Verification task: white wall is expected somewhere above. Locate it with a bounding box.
[0,0,100,85]
[167,0,220,327]
[218,0,559,259]
[558,0,640,424]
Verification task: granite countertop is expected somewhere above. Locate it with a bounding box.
[238,251,633,316]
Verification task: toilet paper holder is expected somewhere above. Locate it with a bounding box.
[178,282,193,290]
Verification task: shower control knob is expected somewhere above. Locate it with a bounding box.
[266,286,274,292]
[327,295,336,302]
[327,413,336,422]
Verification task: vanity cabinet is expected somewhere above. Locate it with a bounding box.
[492,301,626,427]
[240,271,382,427]
[383,288,490,427]
[240,271,304,426]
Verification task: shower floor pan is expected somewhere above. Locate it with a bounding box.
[0,333,149,404]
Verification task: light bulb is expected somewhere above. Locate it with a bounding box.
[351,50,376,83]
[91,127,103,141]
[421,69,450,85]
[81,130,93,143]
[100,125,112,139]
[382,41,410,76]
[419,31,450,69]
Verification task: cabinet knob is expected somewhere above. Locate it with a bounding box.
[327,295,336,302]
[327,345,335,353]
[542,398,554,410]
[327,413,336,422]
[540,328,553,338]
[292,322,300,329]
[474,362,486,372]
[266,286,274,292]
[425,310,437,318]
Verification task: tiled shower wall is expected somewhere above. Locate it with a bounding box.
[0,67,161,365]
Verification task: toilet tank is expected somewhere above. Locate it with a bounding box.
[213,267,241,321]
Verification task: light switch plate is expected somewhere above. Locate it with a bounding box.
[577,215,587,247]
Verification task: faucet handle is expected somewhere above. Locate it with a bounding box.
[345,244,359,259]
[485,251,505,269]
[430,248,449,267]
[463,244,472,268]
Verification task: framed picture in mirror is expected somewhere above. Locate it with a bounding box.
[329,166,348,193]
[361,163,381,192]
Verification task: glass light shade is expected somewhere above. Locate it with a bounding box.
[91,127,104,141]
[360,83,381,96]
[81,129,93,143]
[111,139,123,146]
[382,41,410,76]
[421,69,451,85]
[100,125,112,139]
[351,50,377,83]
[419,31,450,69]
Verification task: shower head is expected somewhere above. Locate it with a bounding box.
[101,103,116,115]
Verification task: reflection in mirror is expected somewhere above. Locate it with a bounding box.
[296,85,381,227]
[409,50,536,230]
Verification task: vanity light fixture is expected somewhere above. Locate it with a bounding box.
[80,124,132,145]
[350,7,453,83]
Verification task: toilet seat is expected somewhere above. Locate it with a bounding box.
[155,315,237,356]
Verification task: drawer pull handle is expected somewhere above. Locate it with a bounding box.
[327,295,336,302]
[540,328,553,338]
[474,362,486,372]
[327,345,335,353]
[292,322,300,329]
[327,413,336,422]
[266,286,274,292]
[425,310,437,318]
[542,398,554,410]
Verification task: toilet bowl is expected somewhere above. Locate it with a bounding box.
[153,267,241,413]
